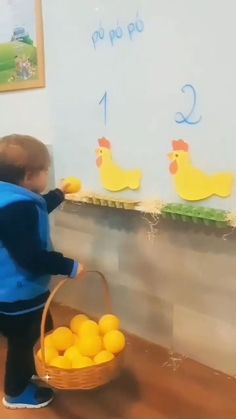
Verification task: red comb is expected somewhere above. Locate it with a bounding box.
[98,137,111,149]
[172,140,189,152]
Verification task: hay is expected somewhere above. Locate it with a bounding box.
[226,212,236,228]
[135,200,165,215]
[134,201,166,243]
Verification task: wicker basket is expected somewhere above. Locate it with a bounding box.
[34,271,124,390]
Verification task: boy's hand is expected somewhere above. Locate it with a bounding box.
[70,262,86,279]
[77,263,86,278]
[58,180,71,195]
[59,177,82,195]
[79,264,86,273]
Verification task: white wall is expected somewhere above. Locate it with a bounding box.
[0,89,54,143]
[21,0,236,211]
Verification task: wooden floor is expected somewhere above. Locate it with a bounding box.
[0,304,236,419]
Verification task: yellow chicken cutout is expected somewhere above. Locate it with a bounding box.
[96,138,142,192]
[168,140,233,201]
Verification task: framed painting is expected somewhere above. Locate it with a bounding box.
[0,0,45,92]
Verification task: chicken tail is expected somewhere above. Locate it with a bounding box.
[128,170,142,190]
[214,174,234,198]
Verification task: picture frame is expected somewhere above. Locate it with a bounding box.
[0,0,45,93]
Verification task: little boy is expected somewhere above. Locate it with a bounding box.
[0,134,82,409]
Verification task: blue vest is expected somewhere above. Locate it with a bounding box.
[0,182,51,304]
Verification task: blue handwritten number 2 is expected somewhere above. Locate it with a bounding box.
[175,84,202,125]
[99,92,107,125]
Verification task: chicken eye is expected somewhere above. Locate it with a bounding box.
[175,154,179,158]
[100,150,103,154]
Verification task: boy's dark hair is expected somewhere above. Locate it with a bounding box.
[0,134,50,185]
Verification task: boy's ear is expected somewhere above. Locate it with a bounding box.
[24,170,36,180]
[21,171,35,189]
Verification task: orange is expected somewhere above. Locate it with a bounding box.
[50,356,71,369]
[70,314,88,335]
[79,335,102,357]
[52,327,74,352]
[44,334,54,348]
[79,320,99,337]
[73,334,80,346]
[37,347,58,365]
[72,356,94,369]
[64,345,82,362]
[99,314,120,335]
[103,330,126,354]
[94,350,114,365]
[64,177,82,194]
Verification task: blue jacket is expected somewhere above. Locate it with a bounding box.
[0,183,51,306]
[0,182,77,315]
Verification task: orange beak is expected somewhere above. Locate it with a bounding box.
[96,148,102,168]
[168,152,174,161]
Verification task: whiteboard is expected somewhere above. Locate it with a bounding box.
[45,0,236,211]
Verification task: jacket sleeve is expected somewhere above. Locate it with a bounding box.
[42,189,65,213]
[0,201,79,278]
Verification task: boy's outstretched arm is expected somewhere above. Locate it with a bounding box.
[42,188,65,213]
[42,181,72,213]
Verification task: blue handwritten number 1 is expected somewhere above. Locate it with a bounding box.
[175,84,202,125]
[99,92,107,125]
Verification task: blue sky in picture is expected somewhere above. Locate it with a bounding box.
[0,0,36,45]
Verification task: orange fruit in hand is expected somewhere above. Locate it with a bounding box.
[70,314,88,335]
[103,330,126,354]
[64,177,82,194]
[99,314,121,335]
[52,327,74,351]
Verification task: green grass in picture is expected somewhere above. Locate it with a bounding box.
[0,41,37,85]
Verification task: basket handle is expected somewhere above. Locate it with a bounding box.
[40,270,112,368]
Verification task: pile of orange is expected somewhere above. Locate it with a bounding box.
[37,314,125,370]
